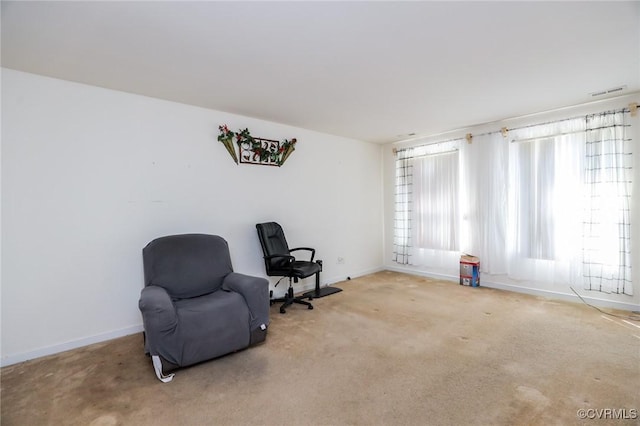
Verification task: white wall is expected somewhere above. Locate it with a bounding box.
[383,93,640,311]
[1,69,384,365]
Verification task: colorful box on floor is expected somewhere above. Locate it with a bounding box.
[460,255,480,287]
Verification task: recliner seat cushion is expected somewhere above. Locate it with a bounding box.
[166,290,251,366]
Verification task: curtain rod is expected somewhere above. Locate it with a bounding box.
[511,123,632,144]
[511,122,631,143]
[404,149,459,160]
[393,102,638,155]
[392,137,464,155]
[511,129,586,144]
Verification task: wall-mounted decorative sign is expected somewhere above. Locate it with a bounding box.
[217,125,296,167]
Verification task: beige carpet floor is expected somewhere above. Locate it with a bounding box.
[2,271,639,425]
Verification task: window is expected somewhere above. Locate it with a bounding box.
[582,112,632,294]
[512,138,556,260]
[412,150,459,251]
[393,107,633,295]
[393,141,460,267]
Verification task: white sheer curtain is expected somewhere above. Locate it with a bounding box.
[413,151,459,250]
[459,132,508,274]
[507,118,586,284]
[583,111,632,295]
[411,147,459,269]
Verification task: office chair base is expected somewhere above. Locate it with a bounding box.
[304,286,342,299]
[271,288,314,314]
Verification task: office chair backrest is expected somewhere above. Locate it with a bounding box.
[143,234,233,299]
[256,222,292,273]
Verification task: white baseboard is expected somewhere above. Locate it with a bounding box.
[385,265,640,312]
[324,266,385,287]
[2,267,386,367]
[1,324,144,368]
[271,266,385,297]
[385,265,456,283]
[481,280,640,312]
[11,265,631,368]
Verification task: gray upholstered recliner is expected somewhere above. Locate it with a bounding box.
[139,234,269,382]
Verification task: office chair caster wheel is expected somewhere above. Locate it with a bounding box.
[280,307,286,314]
[308,305,313,310]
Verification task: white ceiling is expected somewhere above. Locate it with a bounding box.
[2,1,639,144]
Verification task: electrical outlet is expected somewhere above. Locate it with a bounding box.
[337,257,345,264]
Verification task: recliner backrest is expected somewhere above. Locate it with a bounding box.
[256,222,291,272]
[143,234,233,299]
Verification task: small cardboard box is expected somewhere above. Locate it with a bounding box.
[460,254,480,287]
[460,254,480,263]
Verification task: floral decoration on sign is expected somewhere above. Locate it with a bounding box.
[217,125,297,167]
[217,124,238,164]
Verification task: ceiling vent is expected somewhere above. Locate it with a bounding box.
[590,85,627,97]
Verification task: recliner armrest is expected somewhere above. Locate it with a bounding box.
[138,286,178,355]
[139,286,177,320]
[222,272,270,331]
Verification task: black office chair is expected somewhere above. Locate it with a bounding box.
[256,222,341,314]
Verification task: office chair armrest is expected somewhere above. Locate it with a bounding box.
[289,247,315,262]
[222,272,270,331]
[263,254,295,264]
